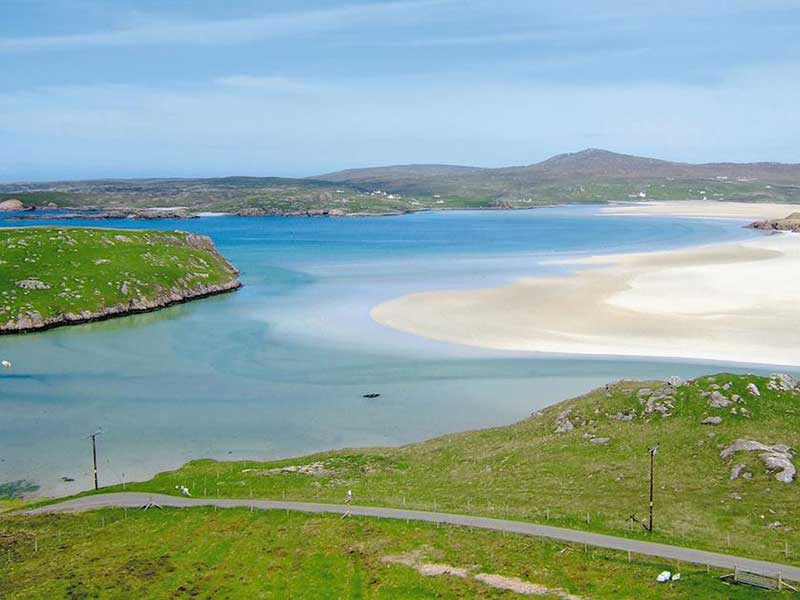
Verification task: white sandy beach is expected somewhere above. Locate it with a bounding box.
[601,200,800,220]
[372,202,800,366]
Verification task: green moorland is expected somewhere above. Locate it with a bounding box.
[5,176,800,216]
[0,507,781,599]
[0,227,239,332]
[108,374,800,567]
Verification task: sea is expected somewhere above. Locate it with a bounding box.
[0,205,778,496]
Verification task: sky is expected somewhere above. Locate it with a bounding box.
[1,0,799,181]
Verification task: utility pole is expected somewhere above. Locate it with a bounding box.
[648,444,659,533]
[88,430,103,490]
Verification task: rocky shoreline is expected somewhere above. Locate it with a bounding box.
[7,207,198,221]
[747,212,800,233]
[0,279,242,334]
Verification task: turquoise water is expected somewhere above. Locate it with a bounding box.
[0,206,775,496]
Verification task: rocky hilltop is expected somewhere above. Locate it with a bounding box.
[0,227,241,334]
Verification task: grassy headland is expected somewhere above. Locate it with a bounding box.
[109,374,800,566]
[0,227,240,333]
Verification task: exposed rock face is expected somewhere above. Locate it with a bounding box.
[0,199,24,212]
[701,416,723,425]
[640,386,675,416]
[746,383,761,397]
[609,412,635,421]
[554,408,574,433]
[15,278,50,290]
[590,437,610,444]
[721,439,796,483]
[708,391,731,408]
[748,213,800,232]
[768,373,799,392]
[730,464,750,480]
[251,461,341,477]
[666,376,686,387]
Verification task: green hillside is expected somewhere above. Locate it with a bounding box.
[119,374,800,565]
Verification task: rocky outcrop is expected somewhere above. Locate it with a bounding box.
[248,461,342,477]
[767,373,799,392]
[748,213,800,232]
[554,408,575,433]
[15,278,50,290]
[639,386,675,416]
[0,199,24,212]
[721,439,795,483]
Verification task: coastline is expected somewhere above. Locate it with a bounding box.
[0,278,241,335]
[372,202,800,366]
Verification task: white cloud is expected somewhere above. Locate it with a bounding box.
[0,0,453,52]
[1,64,798,179]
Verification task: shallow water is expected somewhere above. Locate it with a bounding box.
[0,206,781,496]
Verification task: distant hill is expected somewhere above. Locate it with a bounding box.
[314,163,484,182]
[319,148,800,183]
[3,149,800,215]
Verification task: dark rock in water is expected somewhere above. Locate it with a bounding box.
[0,479,40,498]
[362,393,381,398]
[61,476,75,482]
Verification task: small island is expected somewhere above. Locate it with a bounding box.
[0,227,241,333]
[748,212,800,232]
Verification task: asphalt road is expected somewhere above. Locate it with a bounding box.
[26,492,800,583]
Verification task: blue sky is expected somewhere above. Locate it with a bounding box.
[1,0,799,181]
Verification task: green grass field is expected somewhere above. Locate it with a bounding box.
[105,374,800,567]
[0,507,780,599]
[0,227,239,332]
[5,373,800,597]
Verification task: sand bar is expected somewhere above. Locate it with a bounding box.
[601,200,800,220]
[372,232,800,366]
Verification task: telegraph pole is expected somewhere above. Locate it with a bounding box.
[89,430,103,490]
[648,444,659,533]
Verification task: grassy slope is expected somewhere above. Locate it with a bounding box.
[0,227,238,330]
[114,374,800,566]
[0,507,777,599]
